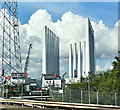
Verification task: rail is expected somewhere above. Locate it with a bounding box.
[0,99,120,109]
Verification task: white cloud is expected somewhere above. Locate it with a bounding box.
[60,57,69,65]
[96,62,113,72]
[20,9,118,60]
[91,20,118,59]
[96,65,103,72]
[60,66,65,73]
[0,9,118,78]
[28,67,41,79]
[104,62,113,70]
[19,9,118,77]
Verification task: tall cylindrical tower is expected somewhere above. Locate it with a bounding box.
[82,41,86,77]
[43,26,47,75]
[86,18,90,76]
[78,42,81,79]
[69,44,72,78]
[73,43,77,78]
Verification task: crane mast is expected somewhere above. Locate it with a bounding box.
[24,44,32,74]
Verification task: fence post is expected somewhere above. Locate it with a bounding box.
[41,89,42,101]
[58,91,59,102]
[115,92,117,106]
[81,90,82,103]
[62,90,63,102]
[97,91,99,105]
[89,90,90,104]
[70,89,71,102]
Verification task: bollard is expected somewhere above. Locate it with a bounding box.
[22,103,24,107]
[6,102,8,105]
[32,104,34,108]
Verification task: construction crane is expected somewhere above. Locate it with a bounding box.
[62,72,67,79]
[24,44,32,74]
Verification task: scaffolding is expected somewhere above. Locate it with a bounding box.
[0,0,22,97]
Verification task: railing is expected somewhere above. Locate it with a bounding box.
[50,88,120,106]
[0,88,120,106]
[0,99,120,109]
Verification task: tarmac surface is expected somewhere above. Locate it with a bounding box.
[0,105,66,110]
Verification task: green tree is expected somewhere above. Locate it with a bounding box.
[67,53,120,92]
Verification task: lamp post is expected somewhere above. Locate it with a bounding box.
[87,71,92,104]
[5,78,8,99]
[41,74,44,101]
[0,76,2,97]
[0,67,5,98]
[36,59,43,100]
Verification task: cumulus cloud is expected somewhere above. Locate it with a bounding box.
[96,61,113,72]
[0,9,118,78]
[19,9,118,78]
[60,57,69,65]
[28,67,41,79]
[20,9,118,60]
[91,20,118,59]
[60,66,65,73]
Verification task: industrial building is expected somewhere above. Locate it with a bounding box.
[10,73,31,86]
[68,18,96,80]
[42,26,60,87]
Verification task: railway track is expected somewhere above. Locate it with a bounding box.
[0,99,120,110]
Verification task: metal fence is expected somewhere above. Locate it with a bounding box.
[50,88,120,106]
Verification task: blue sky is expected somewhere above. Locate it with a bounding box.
[18,2,118,27]
[17,2,118,79]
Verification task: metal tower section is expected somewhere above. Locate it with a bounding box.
[0,0,22,77]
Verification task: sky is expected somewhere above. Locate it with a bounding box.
[1,2,118,79]
[18,2,118,27]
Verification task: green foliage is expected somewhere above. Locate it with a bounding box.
[67,54,120,92]
[62,54,120,105]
